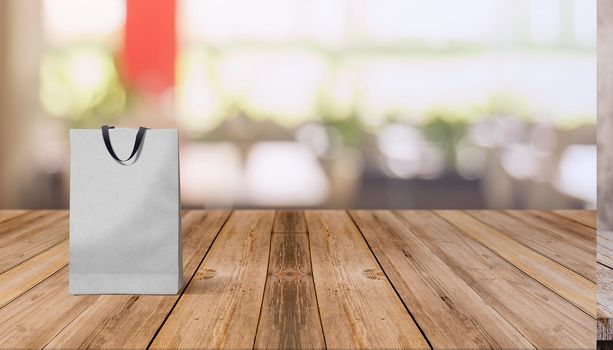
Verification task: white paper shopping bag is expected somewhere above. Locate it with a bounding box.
[69,126,182,294]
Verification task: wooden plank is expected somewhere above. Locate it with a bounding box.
[0,210,26,223]
[349,210,534,349]
[467,211,595,282]
[273,210,307,233]
[506,210,596,247]
[598,318,613,341]
[0,240,68,308]
[0,268,97,349]
[44,210,230,349]
[599,231,613,269]
[553,210,597,229]
[599,263,613,319]
[305,211,429,349]
[0,211,68,273]
[598,247,613,339]
[599,263,613,342]
[437,210,595,317]
[397,211,595,349]
[0,210,59,243]
[254,232,325,349]
[150,211,275,349]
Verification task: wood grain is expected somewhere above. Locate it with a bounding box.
[0,268,97,350]
[273,211,307,233]
[599,231,613,269]
[467,210,595,282]
[0,240,68,308]
[553,210,597,229]
[0,211,60,243]
[599,263,613,319]
[437,210,596,317]
[599,317,613,341]
[44,210,230,349]
[516,210,597,246]
[0,210,597,349]
[150,211,275,349]
[507,210,596,247]
[0,211,68,273]
[506,210,599,284]
[0,210,50,230]
[350,210,534,349]
[0,210,26,223]
[254,231,325,349]
[596,231,613,269]
[506,210,596,246]
[397,211,595,350]
[305,211,429,349]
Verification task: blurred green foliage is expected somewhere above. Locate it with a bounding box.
[40,46,126,127]
[421,115,468,169]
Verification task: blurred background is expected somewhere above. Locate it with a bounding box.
[0,0,596,209]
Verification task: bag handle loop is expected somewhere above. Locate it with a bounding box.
[101,125,148,163]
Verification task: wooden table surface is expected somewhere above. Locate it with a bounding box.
[0,210,597,349]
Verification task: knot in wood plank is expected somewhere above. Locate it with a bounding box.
[362,269,385,280]
[196,268,216,280]
[274,268,307,281]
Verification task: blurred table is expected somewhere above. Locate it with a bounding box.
[0,210,596,349]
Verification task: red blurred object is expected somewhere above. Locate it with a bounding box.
[122,0,176,96]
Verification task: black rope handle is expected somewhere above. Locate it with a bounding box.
[101,125,148,163]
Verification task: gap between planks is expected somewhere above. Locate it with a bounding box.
[50,210,231,350]
[550,210,597,229]
[150,211,275,349]
[348,210,534,349]
[346,211,436,349]
[0,210,231,350]
[466,211,595,282]
[435,210,596,318]
[0,239,69,308]
[144,210,233,349]
[395,210,595,349]
[0,210,27,224]
[254,210,326,349]
[305,211,430,349]
[598,231,613,269]
[0,210,597,349]
[0,211,72,309]
[598,262,613,319]
[0,211,68,274]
